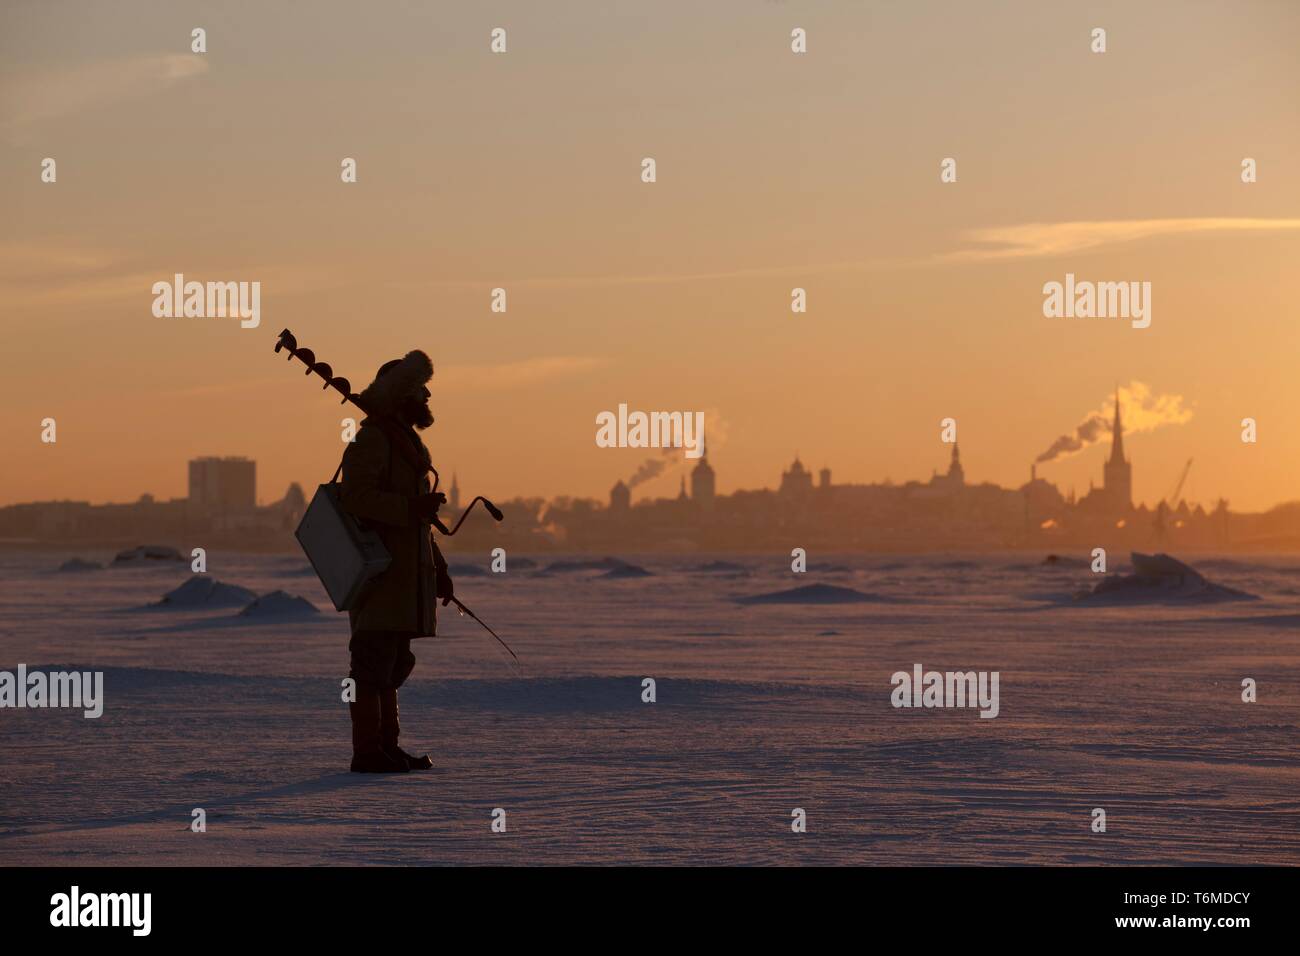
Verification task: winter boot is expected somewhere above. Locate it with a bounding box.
[351,685,409,773]
[380,688,433,771]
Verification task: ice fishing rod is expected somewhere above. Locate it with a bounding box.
[449,596,520,668]
[274,327,504,536]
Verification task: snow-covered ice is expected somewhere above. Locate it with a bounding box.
[2,550,1298,865]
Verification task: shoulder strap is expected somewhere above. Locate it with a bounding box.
[335,421,448,533]
[371,419,451,534]
[374,419,434,477]
[333,419,432,484]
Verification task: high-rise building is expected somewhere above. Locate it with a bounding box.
[188,457,256,512]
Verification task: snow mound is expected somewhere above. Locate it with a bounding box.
[600,564,653,579]
[154,577,257,608]
[1042,554,1085,568]
[692,560,748,574]
[1076,552,1257,604]
[111,545,185,565]
[737,583,893,605]
[238,590,319,617]
[541,557,630,574]
[58,558,102,572]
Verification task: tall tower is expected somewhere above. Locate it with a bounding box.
[947,443,965,485]
[1103,389,1132,510]
[690,450,715,511]
[449,472,461,512]
[610,479,630,512]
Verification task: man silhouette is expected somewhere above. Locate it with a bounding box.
[339,350,453,773]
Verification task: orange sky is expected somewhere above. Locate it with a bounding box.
[2,0,1298,512]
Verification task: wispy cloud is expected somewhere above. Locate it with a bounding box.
[387,217,1300,290]
[943,218,1300,263]
[0,54,208,139]
[11,212,1298,316]
[0,240,325,312]
[0,240,157,309]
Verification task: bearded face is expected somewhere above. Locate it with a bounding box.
[399,387,435,430]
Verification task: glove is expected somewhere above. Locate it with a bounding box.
[436,563,454,607]
[410,492,446,523]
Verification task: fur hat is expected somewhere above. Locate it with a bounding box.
[357,350,433,416]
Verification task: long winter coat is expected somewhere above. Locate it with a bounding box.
[338,351,445,636]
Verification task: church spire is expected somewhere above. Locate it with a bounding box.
[947,441,964,484]
[1109,388,1125,464]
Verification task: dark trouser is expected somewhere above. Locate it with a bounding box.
[349,630,417,756]
[349,629,417,690]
